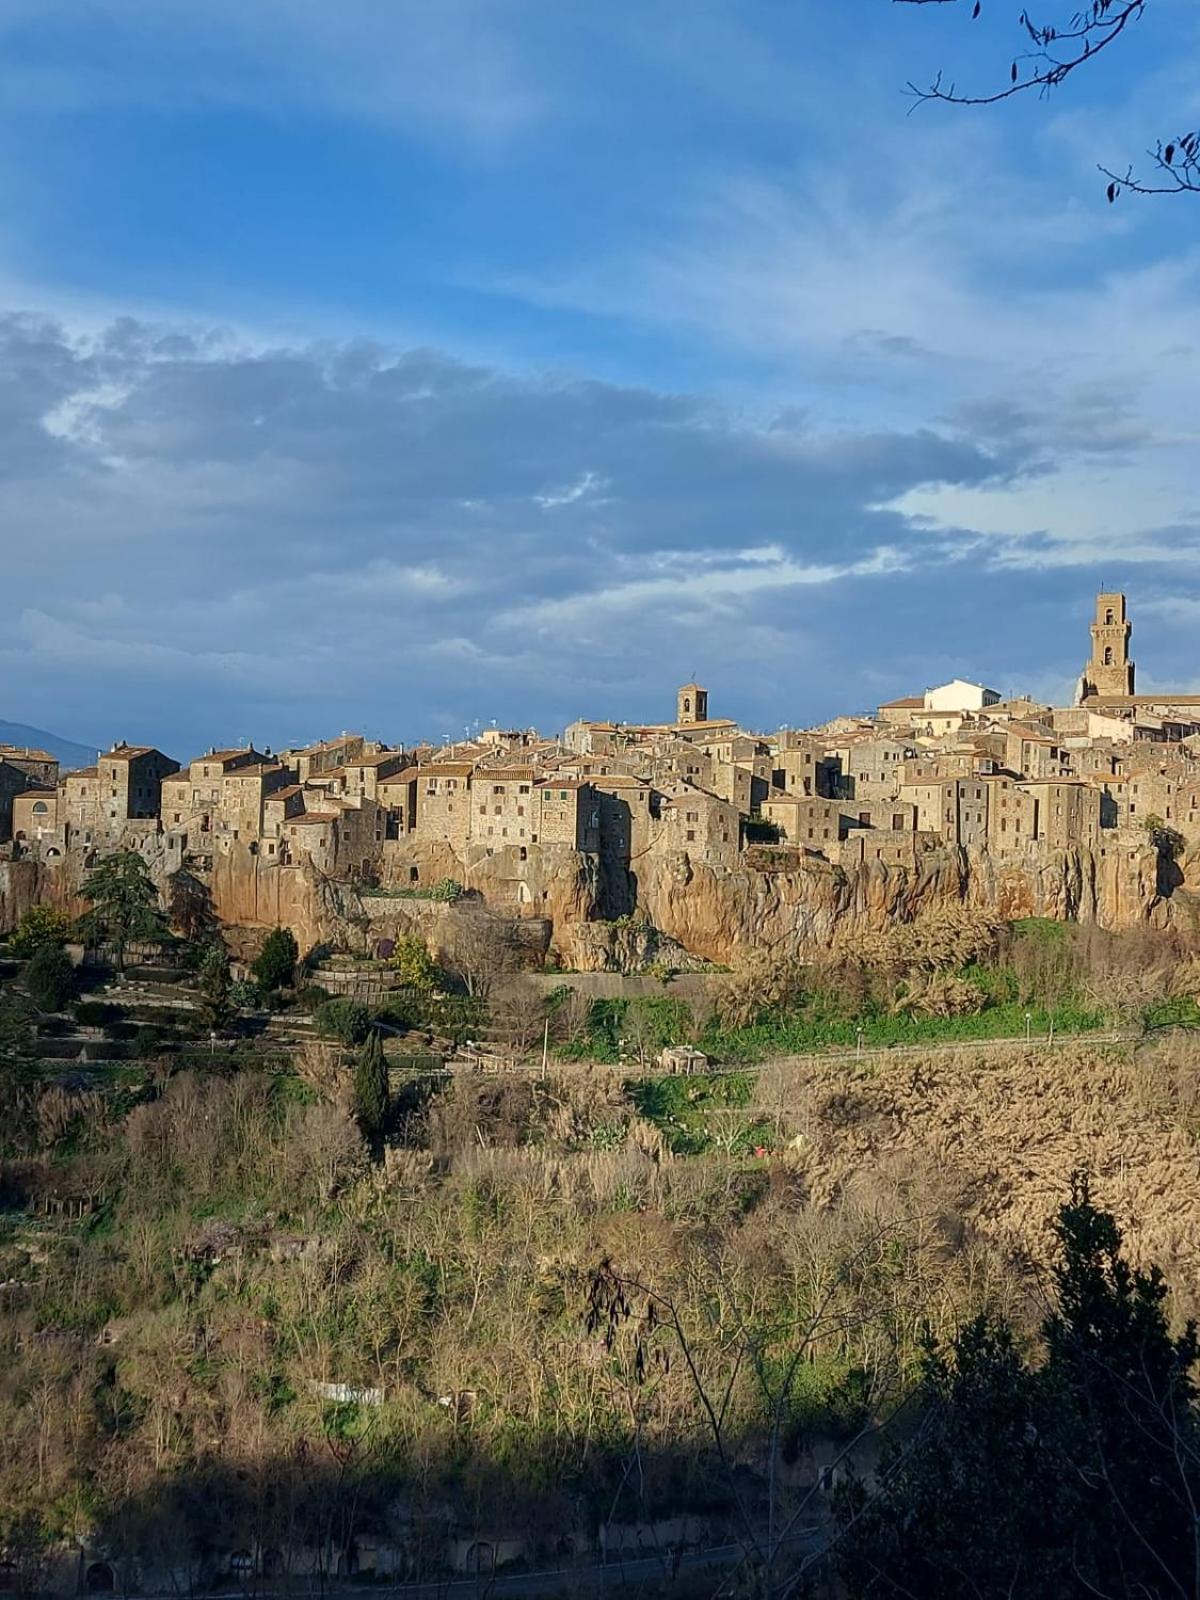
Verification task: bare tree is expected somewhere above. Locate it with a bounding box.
[443,906,519,1001]
[897,0,1200,197]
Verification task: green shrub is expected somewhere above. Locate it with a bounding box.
[316,998,372,1045]
[10,905,74,959]
[26,944,77,1012]
[252,927,299,991]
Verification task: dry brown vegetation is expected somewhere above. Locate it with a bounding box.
[752,1037,1200,1318]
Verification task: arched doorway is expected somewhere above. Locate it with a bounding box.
[465,1543,494,1576]
[85,1563,115,1593]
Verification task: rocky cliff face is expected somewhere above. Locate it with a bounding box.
[0,834,1169,969]
[630,842,1165,968]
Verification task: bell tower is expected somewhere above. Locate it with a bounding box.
[676,683,708,725]
[1082,592,1135,699]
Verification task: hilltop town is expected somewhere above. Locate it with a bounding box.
[2,592,1199,959]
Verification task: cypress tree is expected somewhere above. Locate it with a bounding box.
[353,1028,389,1138]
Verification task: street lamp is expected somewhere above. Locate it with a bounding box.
[855,1025,864,1061]
[1025,1011,1032,1043]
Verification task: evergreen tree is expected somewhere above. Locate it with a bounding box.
[836,1177,1200,1599]
[79,851,166,970]
[353,1028,389,1138]
[252,926,299,992]
[198,943,232,1031]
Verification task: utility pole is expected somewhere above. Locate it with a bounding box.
[541,1015,549,1080]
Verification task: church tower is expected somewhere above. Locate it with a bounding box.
[1081,592,1135,699]
[676,683,708,724]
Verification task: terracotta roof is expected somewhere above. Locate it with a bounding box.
[879,696,924,710]
[104,745,157,760]
[65,766,97,779]
[420,762,476,777]
[536,777,591,791]
[267,785,304,801]
[287,812,339,826]
[342,751,404,767]
[378,766,420,785]
[14,789,56,801]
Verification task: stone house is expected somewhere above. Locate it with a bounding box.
[376,766,419,839]
[470,767,539,851]
[416,761,476,854]
[829,737,913,802]
[657,784,740,866]
[536,779,601,851]
[0,744,60,787]
[898,778,989,848]
[1017,779,1102,849]
[94,743,180,844]
[591,774,661,864]
[11,788,60,853]
[1005,723,1070,780]
[981,774,1038,857]
[770,741,835,798]
[760,795,845,850]
[0,759,39,843]
[326,750,407,803]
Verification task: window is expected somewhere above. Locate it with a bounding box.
[33,801,48,814]
[686,828,696,841]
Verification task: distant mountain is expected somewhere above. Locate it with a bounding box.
[0,720,98,774]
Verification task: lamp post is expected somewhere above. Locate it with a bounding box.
[855,1025,864,1061]
[1025,1011,1032,1044]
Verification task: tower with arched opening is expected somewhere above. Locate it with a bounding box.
[1081,592,1135,699]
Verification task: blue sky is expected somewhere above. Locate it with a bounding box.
[0,0,1197,758]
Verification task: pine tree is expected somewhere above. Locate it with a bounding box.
[79,851,166,970]
[353,1028,389,1138]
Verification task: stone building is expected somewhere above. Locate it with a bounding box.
[760,795,845,849]
[470,767,539,851]
[1018,778,1102,849]
[416,761,475,852]
[536,779,601,851]
[11,788,60,853]
[0,744,59,787]
[658,784,740,866]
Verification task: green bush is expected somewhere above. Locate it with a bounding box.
[25,944,77,1012]
[75,1000,121,1028]
[9,905,74,959]
[252,927,299,991]
[428,877,465,903]
[316,998,372,1045]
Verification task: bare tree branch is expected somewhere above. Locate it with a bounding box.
[895,0,1200,198]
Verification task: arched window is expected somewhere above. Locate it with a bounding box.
[683,698,691,714]
[1103,646,1114,666]
[32,801,48,814]
[1105,608,1114,624]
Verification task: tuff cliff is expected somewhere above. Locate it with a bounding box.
[0,835,1171,970]
[628,842,1166,967]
